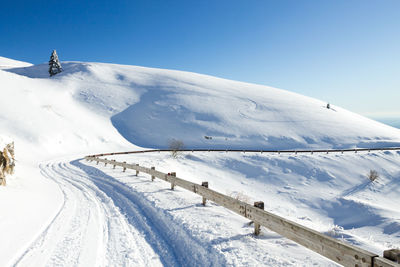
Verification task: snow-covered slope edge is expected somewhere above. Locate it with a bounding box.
[6,60,400,150]
[0,56,32,69]
[0,57,136,267]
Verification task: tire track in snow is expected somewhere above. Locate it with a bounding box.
[13,163,96,266]
[14,159,226,266]
[68,159,227,266]
[52,162,164,266]
[13,162,163,267]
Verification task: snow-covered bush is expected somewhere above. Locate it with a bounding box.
[48,50,63,77]
[0,142,15,186]
[169,139,185,158]
[367,170,379,182]
[326,224,344,237]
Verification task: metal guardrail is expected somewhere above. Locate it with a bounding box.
[85,155,400,267]
[88,147,400,158]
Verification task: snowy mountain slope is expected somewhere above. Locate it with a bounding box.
[0,63,135,162]
[0,58,136,267]
[0,57,32,69]
[6,60,400,150]
[1,56,399,266]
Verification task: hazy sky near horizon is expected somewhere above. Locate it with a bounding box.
[1,0,399,118]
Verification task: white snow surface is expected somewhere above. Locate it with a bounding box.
[5,58,400,150]
[0,56,399,266]
[0,57,32,69]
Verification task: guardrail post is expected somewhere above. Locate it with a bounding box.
[151,167,155,181]
[112,160,116,169]
[201,182,208,206]
[123,162,126,172]
[254,201,264,235]
[96,159,99,165]
[135,164,139,176]
[384,249,400,263]
[170,172,176,190]
[104,158,107,166]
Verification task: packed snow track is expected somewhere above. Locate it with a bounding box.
[13,160,226,267]
[10,158,338,267]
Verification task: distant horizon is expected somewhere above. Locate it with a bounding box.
[374,118,400,129]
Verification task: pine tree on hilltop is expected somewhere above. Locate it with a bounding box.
[48,50,63,77]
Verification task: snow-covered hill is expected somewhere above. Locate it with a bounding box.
[6,59,400,151]
[0,57,32,69]
[1,56,399,266]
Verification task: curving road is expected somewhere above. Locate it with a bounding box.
[13,160,226,267]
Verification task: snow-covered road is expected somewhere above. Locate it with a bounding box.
[14,161,163,266]
[13,160,228,267]
[11,159,337,267]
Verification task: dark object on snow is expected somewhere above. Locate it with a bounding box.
[204,136,212,140]
[326,103,330,109]
[367,169,379,182]
[383,249,400,263]
[49,50,63,77]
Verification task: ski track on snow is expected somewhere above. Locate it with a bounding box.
[12,159,227,267]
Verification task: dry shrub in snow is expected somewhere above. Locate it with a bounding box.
[367,170,379,182]
[169,139,185,158]
[0,142,15,186]
[227,191,251,204]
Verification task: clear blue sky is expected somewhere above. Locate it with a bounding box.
[1,0,399,120]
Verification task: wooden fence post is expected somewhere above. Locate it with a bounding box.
[254,201,264,235]
[96,160,99,165]
[135,164,139,176]
[170,172,176,190]
[151,167,155,181]
[112,160,116,169]
[384,249,400,263]
[201,182,208,206]
[104,158,107,166]
[123,161,126,172]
